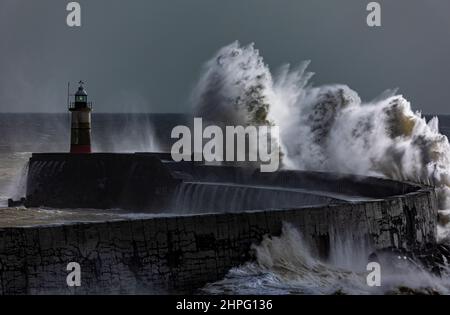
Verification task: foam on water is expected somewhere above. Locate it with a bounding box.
[201,223,450,295]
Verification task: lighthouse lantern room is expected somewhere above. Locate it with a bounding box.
[69,81,92,153]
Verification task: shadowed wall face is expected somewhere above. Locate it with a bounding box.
[26,154,180,210]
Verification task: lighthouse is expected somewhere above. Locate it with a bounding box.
[69,81,92,153]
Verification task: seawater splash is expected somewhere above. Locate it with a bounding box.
[0,152,30,207]
[201,223,450,295]
[8,160,29,201]
[192,42,274,126]
[192,41,450,242]
[92,114,161,153]
[169,182,338,214]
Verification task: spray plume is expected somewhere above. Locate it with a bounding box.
[192,41,450,241]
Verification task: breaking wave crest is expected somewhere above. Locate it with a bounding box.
[192,41,450,242]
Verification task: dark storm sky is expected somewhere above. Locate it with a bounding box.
[1,0,449,113]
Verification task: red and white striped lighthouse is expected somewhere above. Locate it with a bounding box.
[69,81,92,153]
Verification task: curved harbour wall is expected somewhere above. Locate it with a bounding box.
[0,153,439,294]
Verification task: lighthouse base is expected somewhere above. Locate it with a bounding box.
[70,145,91,154]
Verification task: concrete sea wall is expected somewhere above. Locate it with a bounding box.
[0,153,438,294]
[1,188,438,294]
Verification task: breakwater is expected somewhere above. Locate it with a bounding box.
[0,153,438,294]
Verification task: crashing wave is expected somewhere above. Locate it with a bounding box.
[201,223,450,295]
[192,41,275,127]
[192,41,450,242]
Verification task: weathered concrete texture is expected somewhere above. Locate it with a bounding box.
[0,188,437,294]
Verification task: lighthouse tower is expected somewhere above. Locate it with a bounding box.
[69,81,92,153]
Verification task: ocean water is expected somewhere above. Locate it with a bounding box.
[1,113,450,294]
